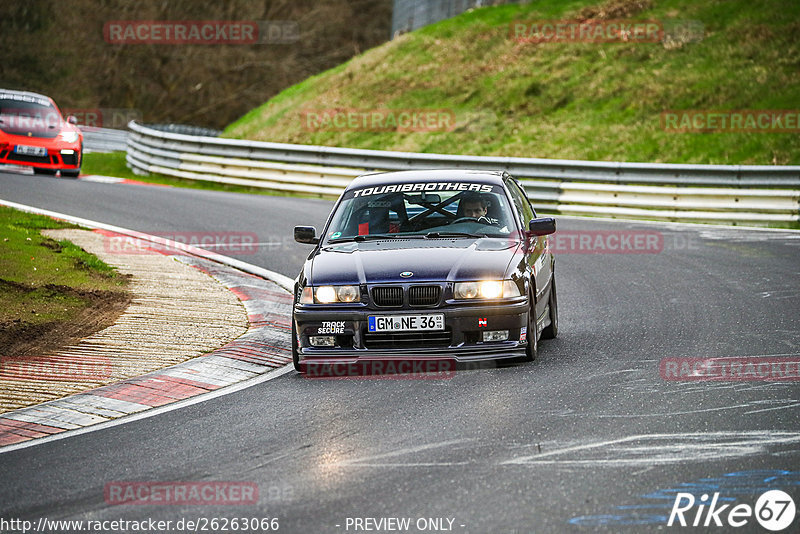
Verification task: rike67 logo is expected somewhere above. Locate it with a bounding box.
[668,490,796,530]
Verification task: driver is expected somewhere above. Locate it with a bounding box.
[460,193,499,225]
[462,193,488,219]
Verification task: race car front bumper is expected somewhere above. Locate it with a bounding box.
[294,299,530,371]
[0,139,81,171]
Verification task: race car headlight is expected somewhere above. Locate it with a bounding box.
[335,285,359,302]
[58,130,79,143]
[454,281,479,299]
[316,286,338,303]
[480,281,504,299]
[313,285,360,304]
[454,280,521,299]
[299,286,314,304]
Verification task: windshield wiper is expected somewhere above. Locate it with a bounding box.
[329,234,424,243]
[354,234,400,241]
[425,231,485,239]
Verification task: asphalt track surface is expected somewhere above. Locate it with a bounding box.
[1,170,800,533]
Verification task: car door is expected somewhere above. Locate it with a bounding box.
[505,176,553,322]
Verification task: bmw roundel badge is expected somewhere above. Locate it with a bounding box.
[400,271,413,278]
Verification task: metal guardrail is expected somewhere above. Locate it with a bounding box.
[126,121,800,224]
[145,124,222,137]
[80,124,218,155]
[392,0,516,37]
[80,126,129,153]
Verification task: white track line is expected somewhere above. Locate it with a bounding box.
[0,367,293,454]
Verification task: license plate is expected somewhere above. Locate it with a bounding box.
[15,145,47,157]
[368,314,444,333]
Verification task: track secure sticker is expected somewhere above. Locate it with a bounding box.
[317,321,347,334]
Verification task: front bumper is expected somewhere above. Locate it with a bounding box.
[0,139,82,170]
[294,300,530,369]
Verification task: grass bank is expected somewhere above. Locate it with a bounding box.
[0,206,130,356]
[225,0,800,165]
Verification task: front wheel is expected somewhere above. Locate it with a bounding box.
[291,318,302,372]
[541,276,558,340]
[61,169,80,178]
[524,297,538,362]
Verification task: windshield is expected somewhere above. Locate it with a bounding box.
[0,94,62,138]
[323,182,516,243]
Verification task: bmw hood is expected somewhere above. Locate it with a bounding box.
[309,238,521,285]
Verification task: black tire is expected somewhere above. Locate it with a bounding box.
[292,317,302,373]
[33,168,57,175]
[524,293,538,362]
[541,275,558,340]
[61,169,80,178]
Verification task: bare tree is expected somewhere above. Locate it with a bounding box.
[0,0,392,129]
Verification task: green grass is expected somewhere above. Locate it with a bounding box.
[0,206,128,329]
[223,0,800,165]
[81,152,141,181]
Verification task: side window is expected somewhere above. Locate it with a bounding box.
[506,178,534,226]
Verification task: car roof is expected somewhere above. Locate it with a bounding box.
[348,169,507,190]
[0,89,55,105]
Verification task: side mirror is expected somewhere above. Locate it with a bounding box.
[66,115,79,125]
[529,217,556,236]
[294,226,319,244]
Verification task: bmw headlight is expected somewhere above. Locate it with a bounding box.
[301,285,360,304]
[454,280,521,300]
[59,130,79,143]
